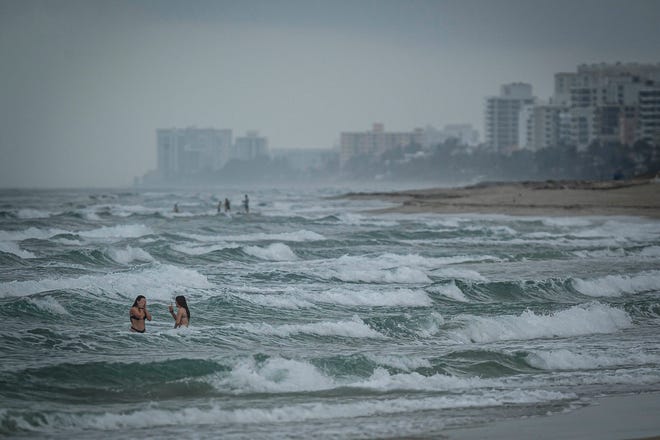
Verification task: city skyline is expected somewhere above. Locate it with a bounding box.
[2,0,660,187]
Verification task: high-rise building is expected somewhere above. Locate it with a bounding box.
[233,131,269,160]
[564,63,660,149]
[157,127,232,178]
[484,83,535,152]
[639,87,660,145]
[340,123,424,167]
[522,103,563,151]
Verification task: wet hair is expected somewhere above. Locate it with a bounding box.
[132,295,146,307]
[175,295,190,319]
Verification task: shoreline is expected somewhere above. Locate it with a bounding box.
[445,392,660,440]
[341,179,660,218]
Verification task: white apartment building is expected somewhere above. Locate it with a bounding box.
[233,131,269,161]
[484,83,535,152]
[564,63,660,149]
[340,123,424,167]
[157,127,232,178]
[639,87,660,145]
[520,103,564,151]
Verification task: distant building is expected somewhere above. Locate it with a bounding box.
[639,87,660,145]
[423,124,479,148]
[563,63,660,149]
[233,131,269,160]
[157,127,232,178]
[271,148,338,172]
[340,123,424,167]
[484,83,535,152]
[520,103,564,151]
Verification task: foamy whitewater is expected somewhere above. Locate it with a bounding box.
[1,186,659,439]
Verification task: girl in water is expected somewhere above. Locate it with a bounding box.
[168,295,190,328]
[129,295,152,333]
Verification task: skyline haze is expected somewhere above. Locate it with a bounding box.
[1,0,659,187]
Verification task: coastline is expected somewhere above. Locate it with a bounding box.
[342,179,660,218]
[445,392,660,440]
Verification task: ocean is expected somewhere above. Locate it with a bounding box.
[1,186,659,439]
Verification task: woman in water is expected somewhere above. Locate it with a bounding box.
[129,295,152,333]
[168,295,190,328]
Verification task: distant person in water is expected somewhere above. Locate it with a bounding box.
[224,198,231,213]
[168,295,190,328]
[217,201,222,213]
[243,194,249,214]
[129,295,152,333]
[173,203,180,213]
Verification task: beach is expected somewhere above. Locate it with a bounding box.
[446,392,660,440]
[343,179,660,218]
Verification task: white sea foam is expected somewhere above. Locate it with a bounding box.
[16,208,51,219]
[231,292,316,309]
[229,315,385,338]
[243,243,297,261]
[336,213,398,227]
[572,271,660,297]
[0,264,212,299]
[428,281,469,302]
[364,353,432,371]
[433,267,487,282]
[181,229,325,243]
[27,296,69,315]
[414,312,446,337]
[0,241,36,259]
[447,302,632,343]
[78,224,153,239]
[106,246,155,264]
[0,227,67,242]
[230,286,431,309]
[217,357,336,393]
[171,242,240,255]
[334,266,431,284]
[525,348,660,371]
[639,245,660,257]
[317,287,432,307]
[4,389,574,432]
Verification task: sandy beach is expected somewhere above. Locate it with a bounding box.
[344,179,660,218]
[445,392,660,440]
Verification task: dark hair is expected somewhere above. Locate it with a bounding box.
[175,295,190,319]
[132,295,146,307]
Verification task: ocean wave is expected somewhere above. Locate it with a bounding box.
[214,357,335,393]
[525,348,660,371]
[333,266,431,284]
[427,281,469,302]
[243,243,297,261]
[171,242,240,255]
[0,389,574,433]
[228,315,385,338]
[105,246,155,264]
[77,224,153,239]
[230,286,432,309]
[0,264,212,299]
[0,241,36,259]
[16,208,52,219]
[180,229,325,243]
[572,271,660,297]
[447,302,632,343]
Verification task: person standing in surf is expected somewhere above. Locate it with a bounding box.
[129,295,152,333]
[168,295,190,328]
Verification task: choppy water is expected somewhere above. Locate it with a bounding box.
[1,186,659,439]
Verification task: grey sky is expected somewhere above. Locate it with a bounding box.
[1,0,659,187]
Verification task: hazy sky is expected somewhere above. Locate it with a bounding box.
[1,0,659,187]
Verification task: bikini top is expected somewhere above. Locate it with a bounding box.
[130,309,146,321]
